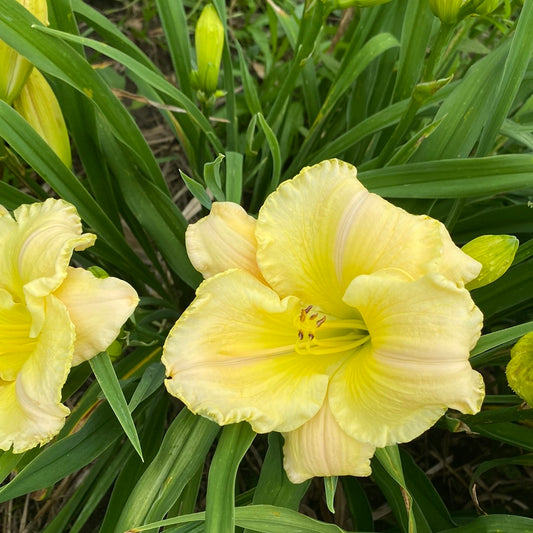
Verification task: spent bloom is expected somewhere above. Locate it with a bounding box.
[0,199,138,453]
[162,159,485,483]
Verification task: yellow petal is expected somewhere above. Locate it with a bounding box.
[186,202,262,280]
[13,69,72,168]
[0,289,35,381]
[256,159,479,318]
[53,267,139,365]
[1,199,95,337]
[162,269,338,433]
[0,294,73,453]
[282,402,374,483]
[2,198,94,294]
[329,271,484,448]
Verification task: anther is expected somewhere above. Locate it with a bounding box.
[309,313,318,320]
[304,305,313,314]
[316,316,326,328]
[308,333,315,340]
[298,330,304,340]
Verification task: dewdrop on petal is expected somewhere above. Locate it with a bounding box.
[13,69,72,168]
[0,0,48,104]
[193,4,224,95]
[462,234,518,290]
[506,333,533,407]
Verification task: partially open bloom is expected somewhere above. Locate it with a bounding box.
[0,0,48,105]
[13,69,72,168]
[0,199,138,453]
[0,0,71,167]
[163,159,484,483]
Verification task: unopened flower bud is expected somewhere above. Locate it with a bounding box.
[506,332,533,406]
[0,0,48,104]
[462,234,518,290]
[472,0,499,15]
[429,0,469,23]
[194,4,224,95]
[13,69,72,168]
[332,0,393,7]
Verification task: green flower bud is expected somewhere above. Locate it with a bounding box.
[506,332,533,406]
[463,234,518,290]
[194,4,224,95]
[428,0,469,23]
[13,69,72,168]
[0,0,48,104]
[88,266,110,279]
[332,0,394,7]
[472,0,499,15]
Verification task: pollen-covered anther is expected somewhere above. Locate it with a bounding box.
[295,305,327,353]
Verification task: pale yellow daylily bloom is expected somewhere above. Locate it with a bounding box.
[0,199,138,453]
[163,159,485,483]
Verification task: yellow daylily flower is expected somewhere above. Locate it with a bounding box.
[0,199,139,453]
[162,159,485,483]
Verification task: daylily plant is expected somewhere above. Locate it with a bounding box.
[0,199,138,453]
[163,159,485,483]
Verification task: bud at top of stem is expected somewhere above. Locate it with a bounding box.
[194,4,224,95]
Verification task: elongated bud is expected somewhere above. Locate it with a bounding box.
[462,234,518,290]
[13,69,72,168]
[194,4,224,95]
[506,332,533,406]
[428,0,469,23]
[0,0,48,104]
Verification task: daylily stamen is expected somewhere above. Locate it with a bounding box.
[294,305,369,356]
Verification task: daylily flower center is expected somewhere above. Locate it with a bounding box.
[294,305,370,356]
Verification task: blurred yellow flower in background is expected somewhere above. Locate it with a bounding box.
[163,159,485,483]
[0,0,71,167]
[0,199,138,453]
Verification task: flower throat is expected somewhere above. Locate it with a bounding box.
[294,305,369,355]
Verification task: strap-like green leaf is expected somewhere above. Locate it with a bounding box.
[89,352,143,460]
